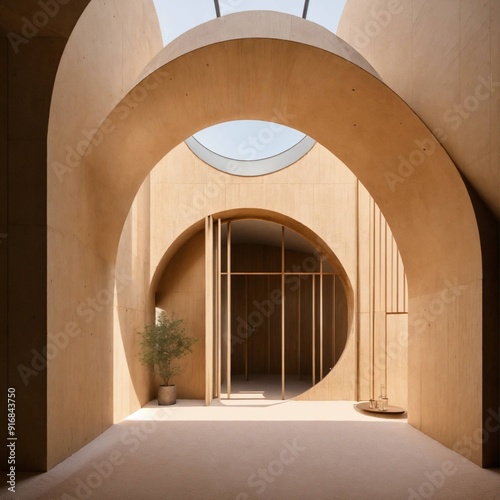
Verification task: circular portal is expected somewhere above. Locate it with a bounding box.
[155,217,351,401]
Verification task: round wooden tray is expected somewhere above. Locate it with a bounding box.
[355,402,406,415]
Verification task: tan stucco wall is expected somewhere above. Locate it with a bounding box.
[113,179,153,423]
[47,0,161,468]
[338,0,499,467]
[338,0,500,219]
[156,230,206,399]
[1,0,92,472]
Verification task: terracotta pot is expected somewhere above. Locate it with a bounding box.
[158,385,176,405]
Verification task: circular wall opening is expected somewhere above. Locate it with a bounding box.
[155,217,350,401]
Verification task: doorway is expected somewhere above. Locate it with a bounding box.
[211,219,349,401]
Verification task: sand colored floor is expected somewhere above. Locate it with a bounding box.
[3,380,500,500]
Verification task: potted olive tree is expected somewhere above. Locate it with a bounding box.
[138,312,197,405]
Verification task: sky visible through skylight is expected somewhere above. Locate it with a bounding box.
[152,0,347,162]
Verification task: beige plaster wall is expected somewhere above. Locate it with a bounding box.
[338,0,498,466]
[338,0,500,219]
[52,11,486,466]
[148,141,408,408]
[47,0,161,468]
[156,231,206,399]
[1,0,92,474]
[113,179,152,422]
[2,33,68,473]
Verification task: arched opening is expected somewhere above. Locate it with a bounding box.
[219,219,349,401]
[154,216,351,402]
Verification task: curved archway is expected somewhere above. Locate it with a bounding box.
[149,208,354,303]
[51,12,485,464]
[150,210,354,402]
[83,13,480,290]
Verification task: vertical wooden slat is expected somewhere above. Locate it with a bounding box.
[217,218,222,398]
[384,219,388,395]
[227,221,231,399]
[355,180,360,401]
[281,225,285,400]
[245,275,248,382]
[368,199,372,399]
[396,245,400,312]
[213,219,217,399]
[386,222,390,313]
[378,207,385,397]
[404,273,408,313]
[267,275,271,374]
[205,216,213,405]
[369,197,375,400]
[281,290,285,400]
[320,256,324,380]
[403,267,407,312]
[298,278,301,380]
[378,208,382,312]
[333,274,336,365]
[212,217,217,399]
[385,309,388,394]
[398,251,405,313]
[392,237,397,313]
[312,273,316,386]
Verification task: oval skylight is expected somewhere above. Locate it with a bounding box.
[152,1,347,175]
[193,121,306,161]
[185,122,315,177]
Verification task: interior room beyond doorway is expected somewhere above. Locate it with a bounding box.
[218,219,349,401]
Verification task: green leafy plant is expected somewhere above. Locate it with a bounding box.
[138,312,197,386]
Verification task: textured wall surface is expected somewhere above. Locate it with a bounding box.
[338,0,499,219]
[47,0,161,469]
